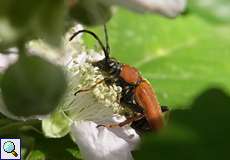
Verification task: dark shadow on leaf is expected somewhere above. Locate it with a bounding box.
[134,88,230,160]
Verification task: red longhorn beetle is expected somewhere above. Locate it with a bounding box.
[70,25,168,132]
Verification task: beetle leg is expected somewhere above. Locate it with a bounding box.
[131,116,152,133]
[103,77,115,85]
[74,79,105,95]
[74,77,120,95]
[97,114,144,129]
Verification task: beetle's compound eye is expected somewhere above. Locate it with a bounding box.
[107,59,121,75]
[108,60,115,67]
[109,59,120,67]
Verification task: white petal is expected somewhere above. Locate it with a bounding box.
[27,24,85,66]
[99,115,140,151]
[0,53,17,72]
[71,119,140,160]
[100,0,187,18]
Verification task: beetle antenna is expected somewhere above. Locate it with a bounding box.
[104,24,110,57]
[69,30,109,60]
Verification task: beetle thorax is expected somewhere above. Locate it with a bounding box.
[119,64,142,85]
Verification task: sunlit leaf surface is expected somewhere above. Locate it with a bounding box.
[86,9,230,109]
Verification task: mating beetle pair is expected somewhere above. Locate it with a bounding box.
[70,25,168,133]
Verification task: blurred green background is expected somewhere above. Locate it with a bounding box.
[87,8,230,109]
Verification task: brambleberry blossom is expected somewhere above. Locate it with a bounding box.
[0,25,140,160]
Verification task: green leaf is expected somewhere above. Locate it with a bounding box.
[6,131,78,160]
[42,111,71,138]
[1,55,67,117]
[26,150,46,160]
[70,0,112,26]
[189,0,230,23]
[0,114,77,160]
[34,0,67,46]
[0,72,2,83]
[134,88,230,160]
[0,0,67,48]
[67,148,83,160]
[6,0,44,28]
[87,9,230,109]
[32,134,79,160]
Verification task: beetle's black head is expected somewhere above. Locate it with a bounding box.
[92,58,122,76]
[69,25,121,76]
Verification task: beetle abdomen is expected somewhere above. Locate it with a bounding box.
[134,81,163,131]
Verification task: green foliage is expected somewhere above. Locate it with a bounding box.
[29,135,78,160]
[189,0,230,23]
[0,122,79,160]
[88,9,230,108]
[1,55,67,117]
[34,0,67,46]
[25,150,46,160]
[25,134,79,160]
[0,0,67,49]
[134,88,230,160]
[67,148,83,160]
[69,0,112,26]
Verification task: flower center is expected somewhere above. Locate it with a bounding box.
[60,54,125,122]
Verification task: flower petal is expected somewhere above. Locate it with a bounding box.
[71,119,139,160]
[0,53,17,72]
[103,115,140,151]
[100,0,187,18]
[28,24,84,66]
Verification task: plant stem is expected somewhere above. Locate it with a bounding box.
[17,40,27,57]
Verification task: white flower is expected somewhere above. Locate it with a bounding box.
[52,51,140,160]
[71,119,139,160]
[27,24,85,66]
[0,25,140,160]
[44,25,140,159]
[0,51,17,72]
[99,0,187,18]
